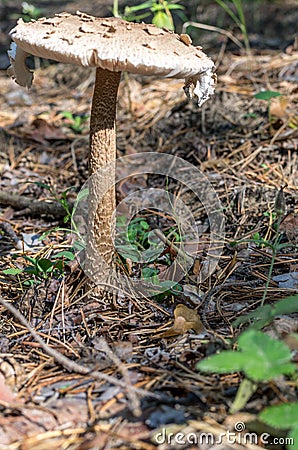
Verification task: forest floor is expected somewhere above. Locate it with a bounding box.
[0,1,297,449]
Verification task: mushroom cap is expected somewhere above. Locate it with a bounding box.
[8,11,216,106]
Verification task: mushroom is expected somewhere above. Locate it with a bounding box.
[8,11,216,294]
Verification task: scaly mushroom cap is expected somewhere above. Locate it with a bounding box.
[8,11,216,106]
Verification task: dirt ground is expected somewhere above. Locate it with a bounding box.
[0,1,297,449]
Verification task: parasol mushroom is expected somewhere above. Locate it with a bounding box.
[8,11,216,294]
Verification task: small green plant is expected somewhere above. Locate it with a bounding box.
[250,228,284,306]
[254,90,282,102]
[38,184,87,256]
[3,252,75,287]
[61,111,89,134]
[214,0,250,53]
[33,181,86,253]
[113,0,186,30]
[233,294,298,330]
[141,266,182,299]
[197,329,297,413]
[2,184,87,288]
[231,187,291,306]
[115,216,160,262]
[8,2,43,22]
[116,215,183,264]
[259,402,298,450]
[197,329,296,381]
[33,181,78,229]
[254,90,282,124]
[115,215,183,298]
[21,2,43,21]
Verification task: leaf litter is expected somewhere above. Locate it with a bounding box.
[0,3,298,449]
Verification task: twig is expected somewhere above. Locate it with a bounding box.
[153,229,193,265]
[182,21,244,51]
[0,220,30,251]
[0,191,72,218]
[95,338,141,416]
[0,296,156,415]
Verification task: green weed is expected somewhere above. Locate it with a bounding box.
[233,295,298,330]
[113,0,186,30]
[3,251,75,287]
[260,402,298,450]
[21,2,43,21]
[254,90,283,124]
[61,111,89,134]
[2,182,87,287]
[197,327,297,416]
[214,0,250,52]
[231,187,293,306]
[115,215,183,298]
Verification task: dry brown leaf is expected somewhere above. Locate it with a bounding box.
[269,96,289,118]
[158,304,204,338]
[279,212,298,242]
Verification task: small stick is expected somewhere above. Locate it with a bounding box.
[0,191,71,218]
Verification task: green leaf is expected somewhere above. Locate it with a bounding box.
[289,427,298,450]
[166,4,184,10]
[23,279,37,287]
[142,247,162,262]
[140,220,149,230]
[72,240,85,252]
[233,304,272,327]
[237,330,296,381]
[33,181,52,191]
[61,110,73,119]
[125,1,152,13]
[152,11,174,29]
[197,330,296,382]
[53,260,64,273]
[2,268,24,275]
[254,90,282,101]
[53,251,75,261]
[197,351,248,373]
[75,187,89,204]
[117,244,140,262]
[260,403,298,430]
[36,258,54,273]
[142,267,159,279]
[159,280,181,293]
[24,265,40,276]
[233,295,298,328]
[23,255,37,264]
[273,295,298,316]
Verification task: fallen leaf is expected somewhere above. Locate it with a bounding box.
[158,304,204,338]
[269,96,289,118]
[279,212,298,242]
[25,118,66,143]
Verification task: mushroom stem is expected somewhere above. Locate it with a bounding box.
[87,68,121,281]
